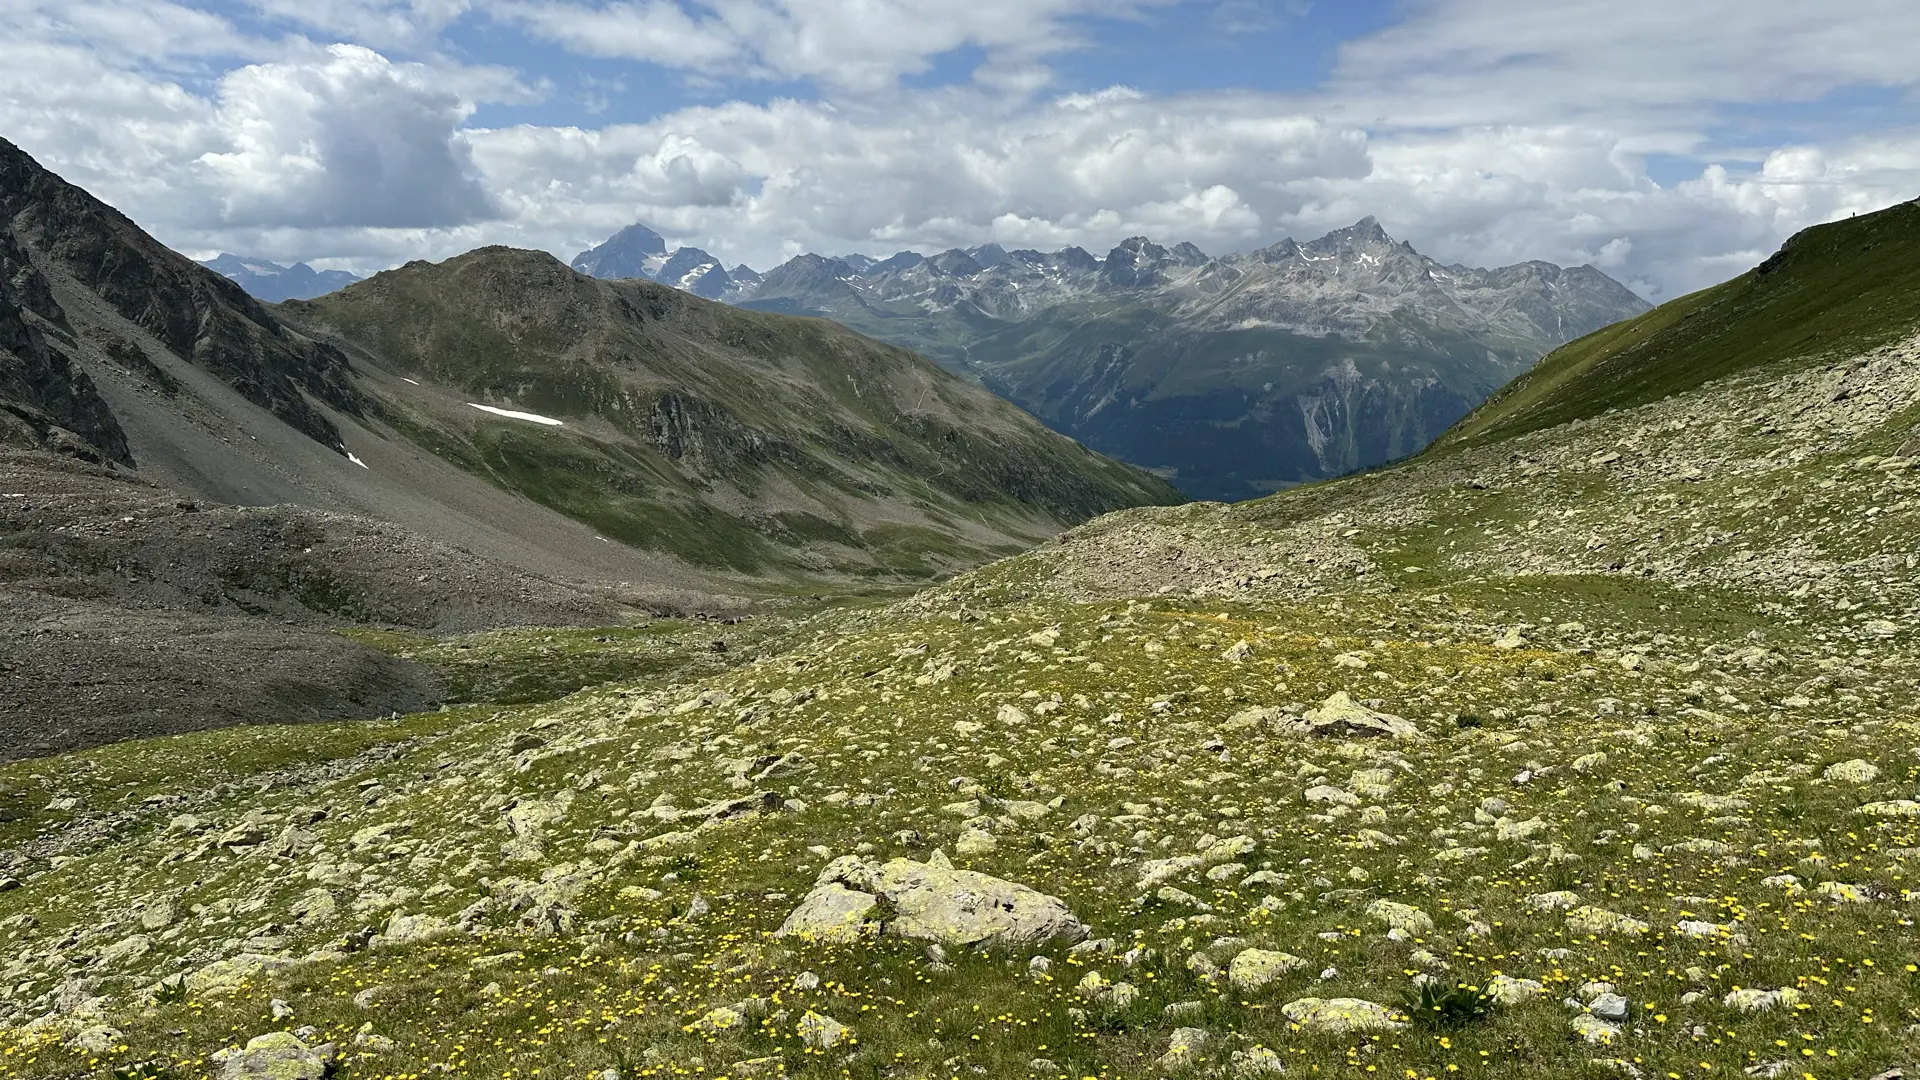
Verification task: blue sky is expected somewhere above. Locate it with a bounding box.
[3,0,1917,300]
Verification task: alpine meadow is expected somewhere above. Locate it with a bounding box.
[2,4,1920,1080]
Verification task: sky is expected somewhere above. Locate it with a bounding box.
[3,0,1917,301]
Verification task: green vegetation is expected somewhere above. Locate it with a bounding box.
[288,248,1178,583]
[1441,199,1920,449]
[3,214,1918,1080]
[341,619,785,706]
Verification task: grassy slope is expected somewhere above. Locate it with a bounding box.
[1438,198,1920,451]
[281,250,1180,581]
[7,220,1920,1080]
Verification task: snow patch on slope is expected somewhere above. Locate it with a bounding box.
[467,403,565,427]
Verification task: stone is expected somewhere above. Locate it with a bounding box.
[1570,1015,1623,1045]
[1822,759,1880,784]
[871,858,1086,949]
[797,1011,850,1049]
[1157,1027,1211,1070]
[775,883,879,944]
[955,828,999,856]
[1231,1046,1287,1077]
[1524,890,1580,911]
[1280,997,1406,1033]
[1565,906,1650,936]
[1486,976,1543,1005]
[1856,800,1920,818]
[1723,987,1801,1013]
[695,1006,747,1034]
[213,1032,335,1079]
[373,912,452,948]
[1366,900,1434,934]
[1588,994,1630,1022]
[1227,949,1309,993]
[186,953,300,994]
[1496,816,1549,841]
[65,1025,123,1054]
[778,856,1084,950]
[1290,693,1423,741]
[140,900,180,930]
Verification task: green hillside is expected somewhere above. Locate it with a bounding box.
[1439,197,1920,450]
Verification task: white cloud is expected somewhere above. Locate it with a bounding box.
[498,0,1186,94]
[465,90,1368,267]
[1,0,1916,304]
[1325,0,1920,129]
[196,44,499,229]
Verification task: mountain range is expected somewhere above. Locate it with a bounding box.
[573,221,1651,500]
[569,223,761,300]
[200,253,361,302]
[0,136,1175,750]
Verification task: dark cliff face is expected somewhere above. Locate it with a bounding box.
[0,226,130,463]
[0,138,360,455]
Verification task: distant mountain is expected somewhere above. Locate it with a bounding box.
[726,219,1651,501]
[0,137,1178,747]
[201,253,360,302]
[570,225,753,301]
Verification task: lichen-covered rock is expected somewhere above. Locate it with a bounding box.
[186,953,301,994]
[1823,759,1880,783]
[1724,987,1801,1012]
[1569,1015,1622,1044]
[1366,900,1434,934]
[777,856,1084,950]
[876,858,1086,949]
[1287,693,1423,740]
[1565,906,1650,936]
[1486,975,1543,1005]
[1280,997,1406,1033]
[1227,949,1308,993]
[1157,1026,1211,1070]
[775,883,880,944]
[213,1032,336,1079]
[797,1011,850,1049]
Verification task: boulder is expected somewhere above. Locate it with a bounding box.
[1226,949,1308,993]
[1366,900,1434,934]
[1157,1027,1211,1070]
[1288,693,1423,741]
[1281,997,1406,1033]
[777,856,1085,950]
[774,883,880,944]
[213,1032,336,1079]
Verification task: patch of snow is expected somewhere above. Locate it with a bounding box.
[402,377,420,385]
[468,403,565,427]
[347,452,370,470]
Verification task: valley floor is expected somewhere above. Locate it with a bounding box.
[1,336,1917,1080]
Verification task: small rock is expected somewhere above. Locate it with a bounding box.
[797,1011,850,1050]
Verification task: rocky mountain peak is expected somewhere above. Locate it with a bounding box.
[929,249,987,277]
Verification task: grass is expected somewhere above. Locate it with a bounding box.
[1439,199,1920,451]
[3,274,1919,1079]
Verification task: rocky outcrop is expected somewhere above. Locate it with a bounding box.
[0,226,128,462]
[0,137,361,455]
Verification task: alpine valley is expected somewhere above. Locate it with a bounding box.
[0,137,1176,754]
[572,219,1650,500]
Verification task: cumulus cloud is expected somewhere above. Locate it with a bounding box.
[467,90,1369,266]
[196,45,499,229]
[0,0,1915,301]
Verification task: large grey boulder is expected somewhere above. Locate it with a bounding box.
[777,855,1086,950]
